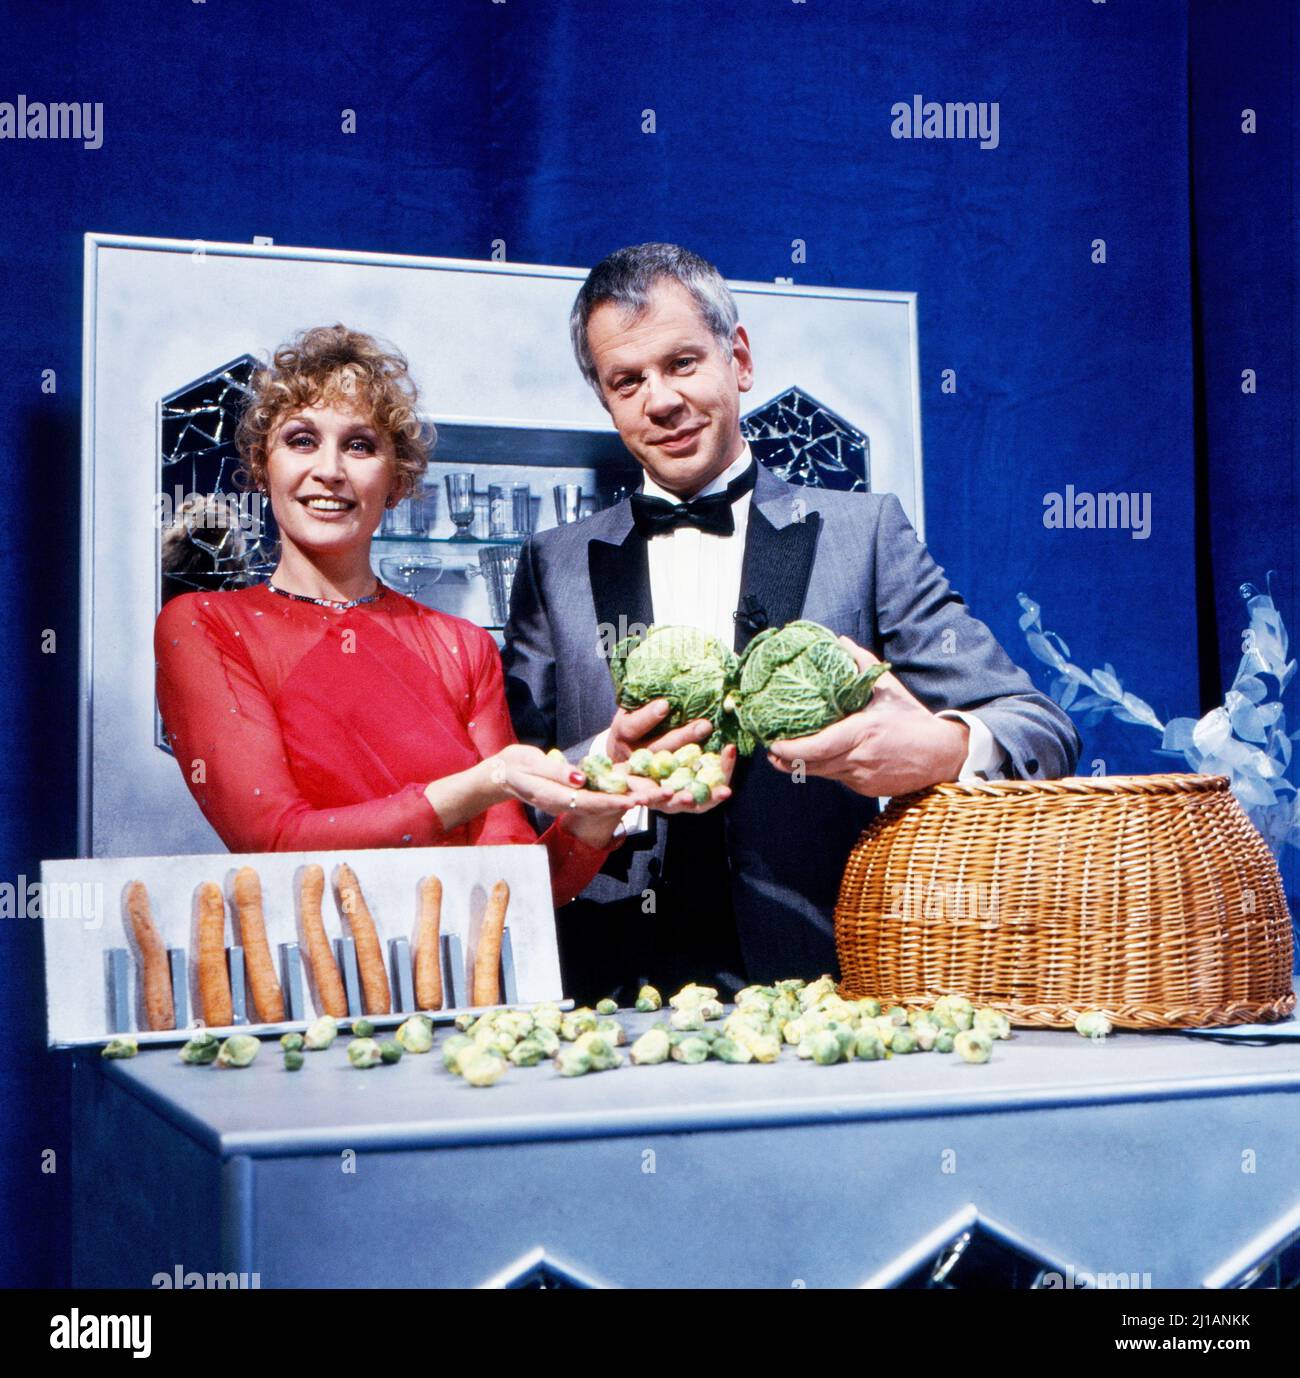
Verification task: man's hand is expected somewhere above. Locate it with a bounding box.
[765,638,970,797]
[604,702,734,815]
[606,700,714,762]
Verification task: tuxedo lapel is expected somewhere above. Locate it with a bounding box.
[735,470,822,654]
[588,521,653,657]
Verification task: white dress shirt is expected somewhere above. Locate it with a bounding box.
[591,445,1002,829]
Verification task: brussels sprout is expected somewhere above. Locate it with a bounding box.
[709,1037,752,1064]
[686,779,713,805]
[932,996,975,1031]
[670,1006,706,1032]
[216,1034,260,1068]
[664,768,695,795]
[574,1030,622,1068]
[497,1010,535,1040]
[890,1027,918,1055]
[532,1003,564,1032]
[531,1025,561,1056]
[284,1049,305,1071]
[954,1030,993,1064]
[854,1030,887,1061]
[353,1018,375,1039]
[697,998,725,1022]
[347,1037,382,1069]
[669,983,718,1009]
[745,1033,783,1063]
[634,984,663,1013]
[101,1036,138,1060]
[1075,1011,1113,1040]
[799,975,837,1008]
[508,1037,547,1067]
[672,743,704,768]
[808,1030,845,1065]
[627,748,656,777]
[554,1046,594,1077]
[591,770,630,795]
[973,1008,1012,1041]
[856,997,882,1019]
[934,1030,956,1054]
[595,1018,627,1046]
[826,1021,857,1058]
[732,620,891,750]
[782,1017,807,1046]
[453,1012,476,1033]
[650,750,678,781]
[631,1027,672,1065]
[441,1034,474,1074]
[609,624,742,752]
[279,1032,304,1053]
[303,1015,339,1050]
[885,1005,908,1027]
[580,752,613,789]
[179,1032,220,1064]
[596,997,618,1016]
[479,1029,516,1057]
[461,1050,507,1086]
[395,1016,434,1054]
[698,751,723,771]
[671,1036,710,1064]
[379,1040,403,1065]
[913,1023,938,1052]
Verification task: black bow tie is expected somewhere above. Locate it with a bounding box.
[629,462,757,538]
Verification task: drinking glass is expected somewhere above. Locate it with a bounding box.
[553,484,585,525]
[489,482,533,539]
[444,472,476,541]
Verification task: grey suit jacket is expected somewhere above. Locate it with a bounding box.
[502,463,1080,981]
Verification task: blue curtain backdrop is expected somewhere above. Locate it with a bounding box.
[0,0,1294,1285]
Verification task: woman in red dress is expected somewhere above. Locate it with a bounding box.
[154,325,668,905]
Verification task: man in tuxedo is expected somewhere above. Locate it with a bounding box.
[503,242,1080,1004]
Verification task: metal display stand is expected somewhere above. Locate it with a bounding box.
[43,844,561,1048]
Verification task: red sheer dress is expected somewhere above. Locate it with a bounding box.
[154,583,613,906]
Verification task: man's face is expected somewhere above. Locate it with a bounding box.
[586,279,754,498]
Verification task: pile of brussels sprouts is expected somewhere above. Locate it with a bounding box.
[101,984,1116,1079]
[568,742,728,802]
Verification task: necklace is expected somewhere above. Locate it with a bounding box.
[267,580,386,611]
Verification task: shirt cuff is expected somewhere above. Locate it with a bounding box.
[578,729,649,837]
[936,710,1005,781]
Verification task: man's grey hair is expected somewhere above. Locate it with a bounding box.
[570,243,739,395]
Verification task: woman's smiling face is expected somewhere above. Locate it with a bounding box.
[264,399,397,560]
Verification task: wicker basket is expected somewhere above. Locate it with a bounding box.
[834,773,1295,1029]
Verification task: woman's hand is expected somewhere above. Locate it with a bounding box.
[478,744,652,848]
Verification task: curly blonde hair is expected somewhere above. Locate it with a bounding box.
[235,324,432,503]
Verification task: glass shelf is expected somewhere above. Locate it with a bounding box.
[374,534,525,546]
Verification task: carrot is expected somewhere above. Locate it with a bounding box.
[195,881,233,1028]
[124,881,174,1031]
[472,880,510,1007]
[231,867,285,1023]
[335,864,391,1015]
[297,864,346,1018]
[413,875,443,1011]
